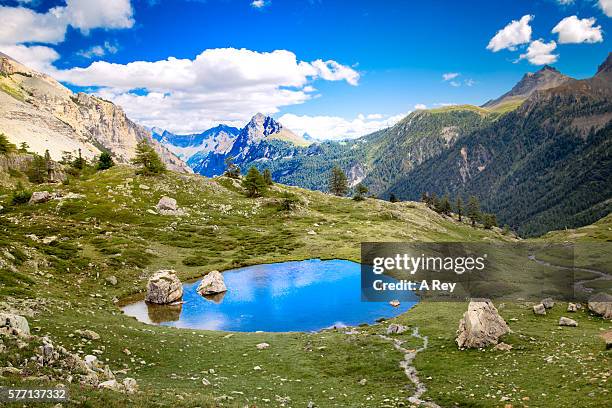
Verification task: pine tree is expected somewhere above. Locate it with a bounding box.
[467,196,481,227]
[27,154,47,184]
[456,196,463,222]
[328,166,348,196]
[483,213,498,229]
[72,148,85,170]
[421,192,430,206]
[224,156,240,178]
[132,140,166,175]
[262,168,273,185]
[18,142,29,153]
[0,133,16,154]
[389,193,398,203]
[437,194,452,215]
[97,152,115,170]
[430,192,439,210]
[44,149,52,180]
[242,166,267,197]
[353,183,368,201]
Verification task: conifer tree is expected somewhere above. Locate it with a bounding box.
[353,183,368,201]
[132,140,166,175]
[224,156,240,178]
[0,133,16,155]
[27,154,47,184]
[456,196,463,221]
[97,152,115,171]
[242,166,267,197]
[467,195,481,227]
[72,148,85,170]
[328,166,348,196]
[18,141,29,153]
[389,193,398,203]
[262,168,273,185]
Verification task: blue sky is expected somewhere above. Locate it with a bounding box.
[0,0,610,138]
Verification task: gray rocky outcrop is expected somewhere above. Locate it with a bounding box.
[197,271,227,295]
[456,299,509,348]
[145,270,183,304]
[588,293,612,319]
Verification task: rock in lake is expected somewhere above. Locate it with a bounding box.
[541,298,555,309]
[588,293,612,320]
[533,303,546,315]
[559,317,578,327]
[29,191,51,204]
[0,313,30,335]
[456,299,509,349]
[197,271,227,295]
[145,270,183,304]
[389,299,400,307]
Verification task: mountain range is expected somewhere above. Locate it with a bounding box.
[155,54,611,237]
[0,52,190,173]
[0,50,609,237]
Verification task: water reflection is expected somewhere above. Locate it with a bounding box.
[121,259,417,332]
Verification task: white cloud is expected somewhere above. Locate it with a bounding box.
[414,104,427,110]
[77,41,119,59]
[557,0,574,5]
[64,0,134,32]
[487,15,533,52]
[599,0,612,17]
[0,5,67,44]
[464,78,475,87]
[0,44,60,73]
[46,48,359,134]
[519,40,558,65]
[250,0,270,9]
[277,112,406,141]
[552,16,603,43]
[449,81,461,87]
[442,72,459,81]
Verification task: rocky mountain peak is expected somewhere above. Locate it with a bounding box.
[244,113,283,141]
[595,52,612,77]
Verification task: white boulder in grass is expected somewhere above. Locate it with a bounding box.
[145,270,183,304]
[197,271,227,295]
[0,313,30,335]
[456,299,510,349]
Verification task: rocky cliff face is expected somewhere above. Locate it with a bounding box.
[0,53,191,173]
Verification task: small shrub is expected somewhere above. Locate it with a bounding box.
[11,183,31,205]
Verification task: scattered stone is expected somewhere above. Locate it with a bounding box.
[567,303,578,312]
[587,293,612,320]
[123,378,138,394]
[42,236,58,245]
[600,330,612,350]
[201,378,211,386]
[386,323,408,335]
[358,378,367,386]
[145,270,183,304]
[29,191,51,204]
[559,317,578,327]
[139,184,150,190]
[253,365,262,371]
[494,342,513,351]
[456,299,510,349]
[389,300,400,307]
[0,313,30,335]
[256,343,270,350]
[533,304,546,315]
[106,276,118,286]
[98,379,121,391]
[75,329,100,340]
[541,298,555,309]
[197,271,227,295]
[307,230,317,235]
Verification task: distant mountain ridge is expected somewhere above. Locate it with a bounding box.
[0,52,191,173]
[482,65,572,111]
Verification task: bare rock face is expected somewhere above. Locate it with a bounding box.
[0,313,30,335]
[145,270,183,304]
[197,271,227,295]
[29,191,51,204]
[588,293,612,320]
[456,299,509,349]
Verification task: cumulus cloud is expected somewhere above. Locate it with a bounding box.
[77,41,119,59]
[46,48,360,134]
[552,16,603,43]
[487,15,533,52]
[599,0,612,17]
[64,0,134,33]
[442,72,459,81]
[250,0,270,9]
[519,40,558,65]
[277,112,406,141]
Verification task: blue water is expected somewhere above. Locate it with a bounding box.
[121,259,417,332]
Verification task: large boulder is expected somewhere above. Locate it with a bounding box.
[559,317,578,327]
[533,303,547,315]
[456,299,509,349]
[29,191,51,204]
[0,313,30,335]
[541,298,555,309]
[197,271,227,295]
[156,196,177,211]
[588,293,612,319]
[145,270,183,304]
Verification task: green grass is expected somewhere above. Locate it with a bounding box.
[0,165,609,407]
